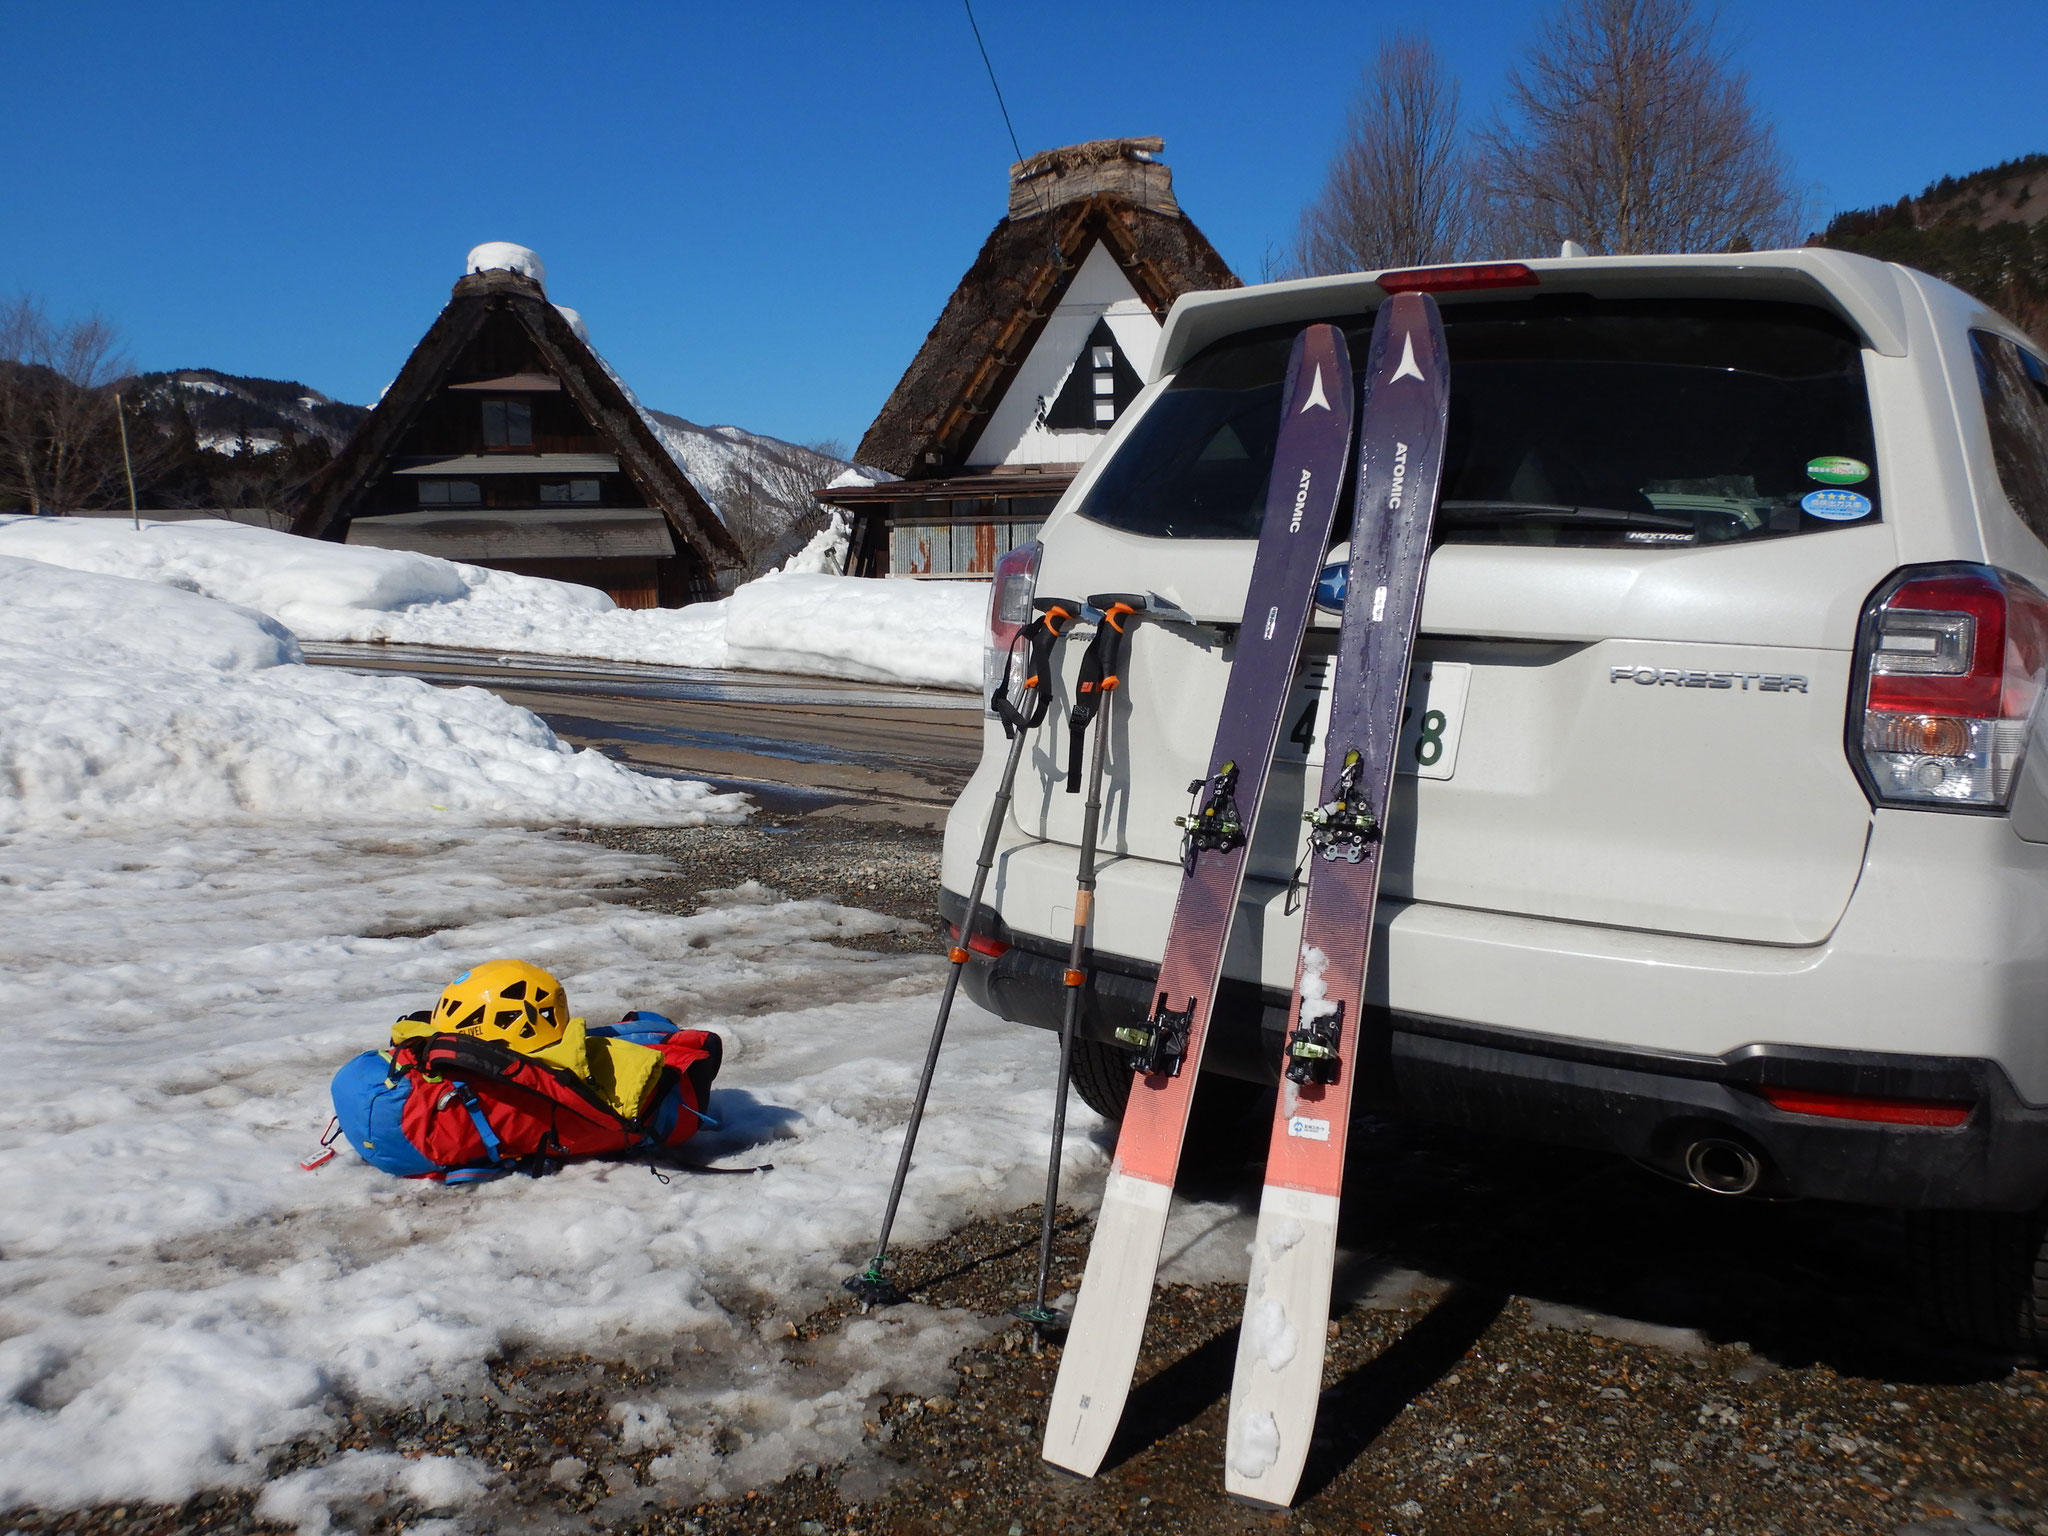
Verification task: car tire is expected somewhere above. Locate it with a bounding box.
[1068,1037,1136,1121]
[1908,1207,2048,1357]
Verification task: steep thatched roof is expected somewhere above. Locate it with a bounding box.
[855,140,1237,480]
[290,269,741,570]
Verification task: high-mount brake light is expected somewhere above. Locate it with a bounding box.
[1377,262,1538,294]
[1756,1085,1972,1128]
[984,540,1043,714]
[1849,563,2048,810]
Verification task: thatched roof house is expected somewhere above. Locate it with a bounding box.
[292,247,741,607]
[822,137,1237,577]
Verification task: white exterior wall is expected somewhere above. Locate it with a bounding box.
[965,242,1160,468]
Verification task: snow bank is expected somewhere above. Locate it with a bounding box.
[0,516,986,691]
[0,555,744,832]
[0,827,1098,1512]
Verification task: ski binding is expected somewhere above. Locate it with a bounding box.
[1303,747,1378,863]
[1175,760,1247,866]
[1284,997,1344,1086]
[1115,994,1193,1077]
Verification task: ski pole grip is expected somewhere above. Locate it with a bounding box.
[992,602,1069,738]
[1020,600,1076,730]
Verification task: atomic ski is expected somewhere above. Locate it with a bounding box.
[1223,291,1451,1507]
[1042,324,1357,1478]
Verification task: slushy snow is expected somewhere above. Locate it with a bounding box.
[0,516,985,691]
[0,512,1077,1523]
[0,554,742,832]
[0,826,1096,1519]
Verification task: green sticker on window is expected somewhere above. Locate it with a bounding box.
[1806,455,1870,485]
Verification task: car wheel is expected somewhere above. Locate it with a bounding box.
[1068,1037,1135,1121]
[1908,1207,2048,1356]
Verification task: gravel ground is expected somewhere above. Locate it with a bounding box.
[578,820,949,954]
[11,816,2047,1536]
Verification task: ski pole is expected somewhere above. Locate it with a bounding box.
[845,595,1077,1306]
[1014,593,1145,1331]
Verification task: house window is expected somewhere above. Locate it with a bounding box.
[1047,317,1141,431]
[417,479,481,505]
[538,479,602,504]
[481,398,533,449]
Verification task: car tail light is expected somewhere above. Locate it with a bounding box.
[1756,1085,1971,1128]
[946,921,1011,959]
[984,540,1042,713]
[1850,563,2048,810]
[1377,262,1538,294]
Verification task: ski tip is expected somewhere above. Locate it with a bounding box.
[1008,1301,1071,1337]
[1038,1455,1097,1483]
[842,1269,908,1307]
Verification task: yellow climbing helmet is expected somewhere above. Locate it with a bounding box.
[434,960,570,1049]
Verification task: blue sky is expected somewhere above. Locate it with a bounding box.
[2,1,2040,452]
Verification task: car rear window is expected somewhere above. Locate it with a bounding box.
[1073,296,1882,548]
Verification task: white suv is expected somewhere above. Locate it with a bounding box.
[939,249,2048,1352]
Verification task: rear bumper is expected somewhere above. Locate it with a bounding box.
[942,887,2048,1213]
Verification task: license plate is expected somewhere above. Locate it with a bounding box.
[1277,657,1469,780]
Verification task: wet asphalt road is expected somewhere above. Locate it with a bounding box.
[302,644,985,825]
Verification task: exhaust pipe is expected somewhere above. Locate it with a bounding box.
[1683,1137,1762,1196]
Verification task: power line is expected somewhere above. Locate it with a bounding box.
[962,0,1025,169]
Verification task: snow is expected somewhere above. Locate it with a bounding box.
[0,507,1069,1515]
[1229,1410,1282,1479]
[0,516,987,691]
[0,553,744,832]
[1243,1296,1298,1372]
[778,509,851,575]
[0,826,1095,1515]
[825,465,899,491]
[197,431,283,456]
[553,303,589,342]
[255,1453,491,1535]
[466,241,546,288]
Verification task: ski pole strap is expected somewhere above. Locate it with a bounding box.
[1065,600,1139,793]
[992,600,1076,738]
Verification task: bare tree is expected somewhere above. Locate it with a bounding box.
[0,297,157,515]
[1477,0,1800,256]
[1294,35,1475,276]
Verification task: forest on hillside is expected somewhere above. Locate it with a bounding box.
[1814,153,2048,346]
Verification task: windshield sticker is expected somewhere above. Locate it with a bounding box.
[1801,488,1873,521]
[1806,455,1870,485]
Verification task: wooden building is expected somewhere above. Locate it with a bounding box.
[821,137,1236,578]
[292,247,740,607]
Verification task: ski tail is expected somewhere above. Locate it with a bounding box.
[1224,292,1451,1508]
[1042,323,1357,1478]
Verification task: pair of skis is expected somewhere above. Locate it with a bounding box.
[1042,294,1452,1509]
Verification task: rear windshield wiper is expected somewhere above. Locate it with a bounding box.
[1439,501,1697,532]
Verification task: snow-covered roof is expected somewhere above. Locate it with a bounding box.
[466,241,546,289]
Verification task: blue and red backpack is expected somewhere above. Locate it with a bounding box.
[331,1011,721,1183]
